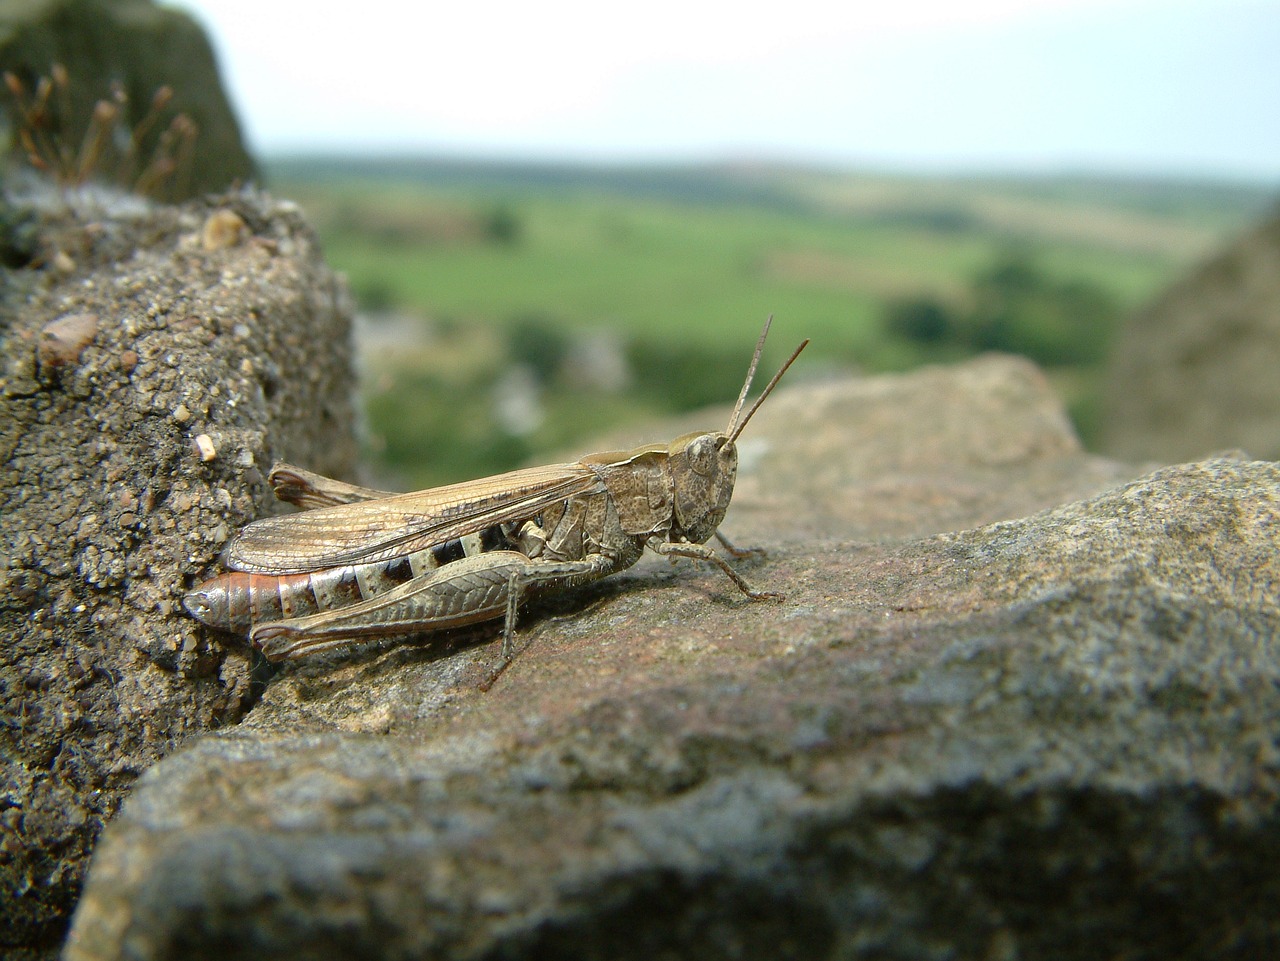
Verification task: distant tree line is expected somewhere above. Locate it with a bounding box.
[884,254,1120,367]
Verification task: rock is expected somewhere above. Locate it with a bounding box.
[0,189,356,954]
[63,357,1280,959]
[36,311,98,370]
[199,209,247,252]
[1103,206,1280,462]
[0,0,257,199]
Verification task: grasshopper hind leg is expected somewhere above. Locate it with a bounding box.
[502,568,523,660]
[475,570,531,692]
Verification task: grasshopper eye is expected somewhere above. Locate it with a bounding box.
[686,435,722,475]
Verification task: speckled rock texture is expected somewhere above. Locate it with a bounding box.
[0,188,355,957]
[62,356,1280,960]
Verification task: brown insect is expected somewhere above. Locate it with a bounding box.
[184,319,807,662]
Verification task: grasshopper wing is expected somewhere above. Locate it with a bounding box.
[224,462,604,574]
[267,463,396,509]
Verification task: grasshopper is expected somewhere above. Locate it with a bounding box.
[183,319,808,663]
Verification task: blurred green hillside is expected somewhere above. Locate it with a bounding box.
[267,157,1275,489]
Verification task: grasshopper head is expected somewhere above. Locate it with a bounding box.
[668,319,808,544]
[669,429,738,544]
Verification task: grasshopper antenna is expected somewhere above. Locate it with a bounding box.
[727,316,774,437]
[728,327,808,443]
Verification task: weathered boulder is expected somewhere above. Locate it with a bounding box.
[0,189,355,956]
[63,357,1280,959]
[0,0,256,198]
[1103,206,1280,463]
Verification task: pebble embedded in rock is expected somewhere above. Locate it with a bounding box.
[37,312,99,369]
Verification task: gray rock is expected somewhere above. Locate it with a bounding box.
[0,0,257,199]
[0,190,355,955]
[63,357,1280,959]
[1103,207,1280,463]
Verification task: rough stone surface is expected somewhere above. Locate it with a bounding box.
[1103,206,1280,463]
[0,0,257,199]
[62,356,1280,960]
[0,189,355,957]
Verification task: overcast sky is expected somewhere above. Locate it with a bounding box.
[171,0,1279,180]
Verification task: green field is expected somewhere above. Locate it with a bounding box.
[267,157,1276,488]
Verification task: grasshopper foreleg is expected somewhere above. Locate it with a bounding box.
[713,530,767,560]
[649,537,784,602]
[250,550,614,662]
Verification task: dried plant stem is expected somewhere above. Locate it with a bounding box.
[4,63,199,200]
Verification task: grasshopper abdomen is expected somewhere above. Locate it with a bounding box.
[184,527,515,634]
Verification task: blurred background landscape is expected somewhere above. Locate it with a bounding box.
[8,0,1277,488]
[265,157,1273,488]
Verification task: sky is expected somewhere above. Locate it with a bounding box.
[170,0,1279,181]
